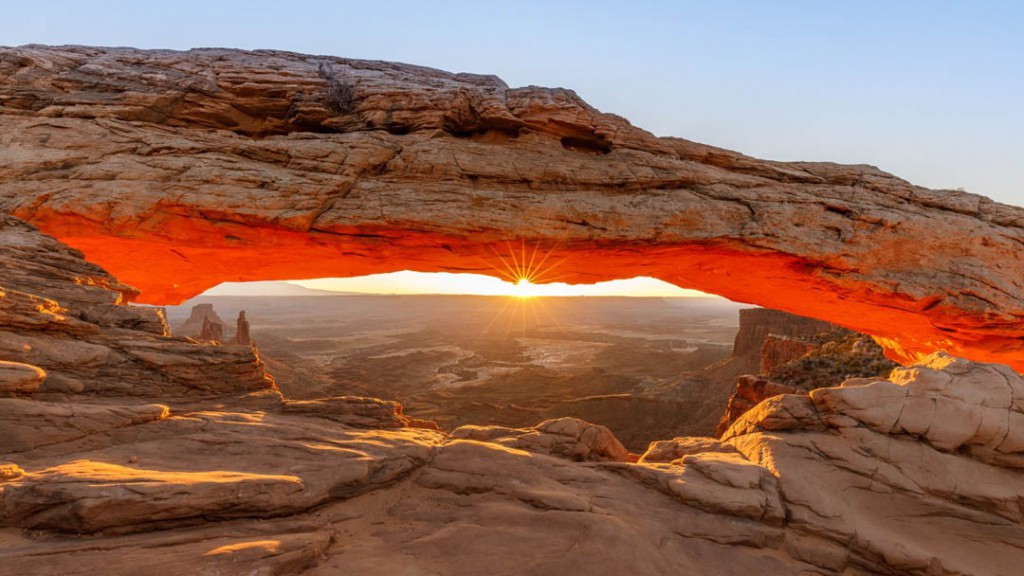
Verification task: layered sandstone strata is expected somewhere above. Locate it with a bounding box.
[0,215,272,400]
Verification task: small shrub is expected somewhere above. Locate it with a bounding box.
[317,61,356,114]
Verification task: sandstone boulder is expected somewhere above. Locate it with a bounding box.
[715,375,803,437]
[452,417,630,462]
[639,436,738,463]
[0,360,45,393]
[282,395,419,429]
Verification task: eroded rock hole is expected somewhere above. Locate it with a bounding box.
[560,135,612,154]
[164,273,895,452]
[446,127,522,141]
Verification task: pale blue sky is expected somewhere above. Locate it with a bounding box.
[4,1,1022,207]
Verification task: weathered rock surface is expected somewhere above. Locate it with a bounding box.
[2,46,1024,368]
[639,436,739,463]
[713,358,1024,574]
[1,412,443,534]
[2,276,1023,576]
[0,398,169,453]
[282,395,437,429]
[451,417,631,462]
[0,215,273,400]
[0,360,45,393]
[809,354,1024,461]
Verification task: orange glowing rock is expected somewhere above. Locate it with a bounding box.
[2,46,1023,371]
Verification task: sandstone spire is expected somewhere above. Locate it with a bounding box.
[233,310,251,346]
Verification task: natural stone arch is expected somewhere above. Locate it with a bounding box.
[1,46,1023,370]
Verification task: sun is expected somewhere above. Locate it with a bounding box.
[512,277,538,298]
[487,239,568,299]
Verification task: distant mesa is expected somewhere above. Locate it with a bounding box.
[178,303,226,339]
[203,281,357,297]
[178,303,252,346]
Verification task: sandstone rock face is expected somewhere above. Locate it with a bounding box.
[2,46,1024,368]
[282,395,437,430]
[638,436,738,463]
[197,315,224,343]
[1,415,442,535]
[810,354,1024,460]
[0,399,169,454]
[760,334,819,374]
[717,354,1024,575]
[731,309,835,373]
[0,216,273,400]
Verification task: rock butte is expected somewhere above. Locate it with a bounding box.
[1,46,1023,369]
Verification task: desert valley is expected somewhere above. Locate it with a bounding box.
[166,292,745,450]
